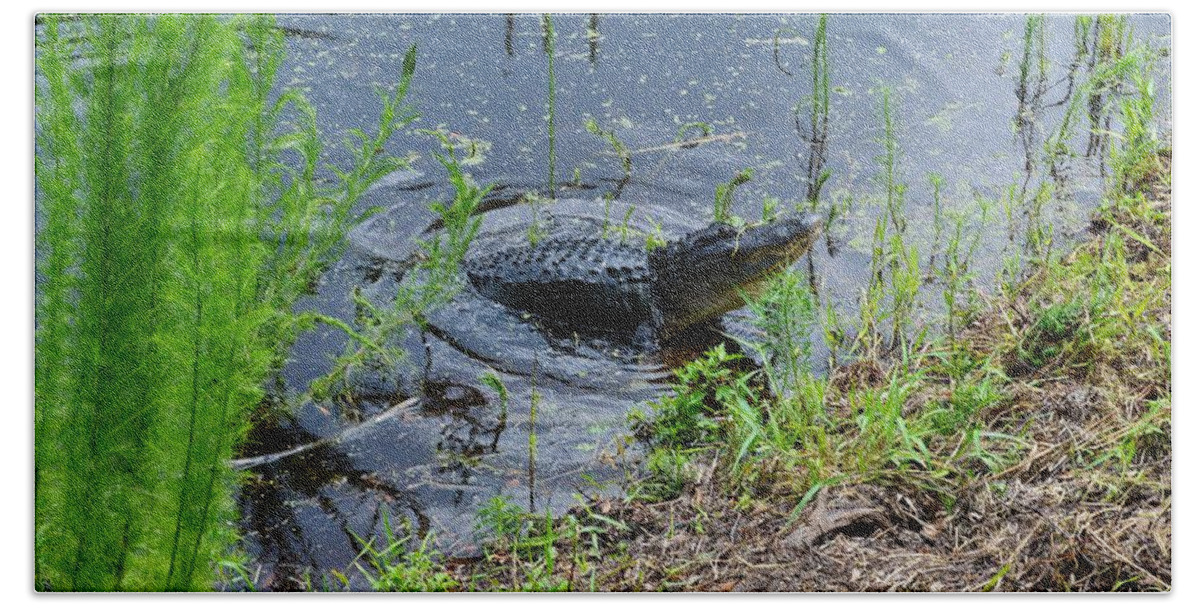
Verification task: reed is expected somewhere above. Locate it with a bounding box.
[542,14,558,199]
[1015,14,1048,186]
[801,14,832,206]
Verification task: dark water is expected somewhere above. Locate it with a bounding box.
[235,13,1171,588]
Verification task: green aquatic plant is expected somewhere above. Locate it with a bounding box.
[309,135,488,405]
[714,167,754,225]
[587,13,601,64]
[35,14,420,590]
[676,121,713,142]
[584,116,633,198]
[928,174,945,269]
[877,87,906,236]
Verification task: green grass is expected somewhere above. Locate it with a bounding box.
[471,495,578,591]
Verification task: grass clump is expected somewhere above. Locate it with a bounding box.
[469,495,579,591]
[351,512,458,592]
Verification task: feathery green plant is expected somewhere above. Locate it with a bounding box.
[35,14,421,590]
[744,270,818,400]
[36,15,265,590]
[855,86,916,357]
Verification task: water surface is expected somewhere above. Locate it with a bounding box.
[236,13,1171,588]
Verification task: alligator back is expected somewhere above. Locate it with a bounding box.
[464,236,655,335]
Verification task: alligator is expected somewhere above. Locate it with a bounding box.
[463,213,822,340]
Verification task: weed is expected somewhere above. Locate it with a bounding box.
[631,344,744,448]
[744,270,818,400]
[637,447,694,501]
[922,365,1007,436]
[308,132,488,406]
[940,207,982,340]
[1019,298,1084,369]
[473,495,573,591]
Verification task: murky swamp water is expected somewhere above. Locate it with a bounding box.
[234,13,1170,587]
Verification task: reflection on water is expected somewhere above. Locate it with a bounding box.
[238,13,1170,588]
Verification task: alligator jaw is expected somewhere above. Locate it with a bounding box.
[649,213,823,336]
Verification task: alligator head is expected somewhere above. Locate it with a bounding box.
[649,213,822,336]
